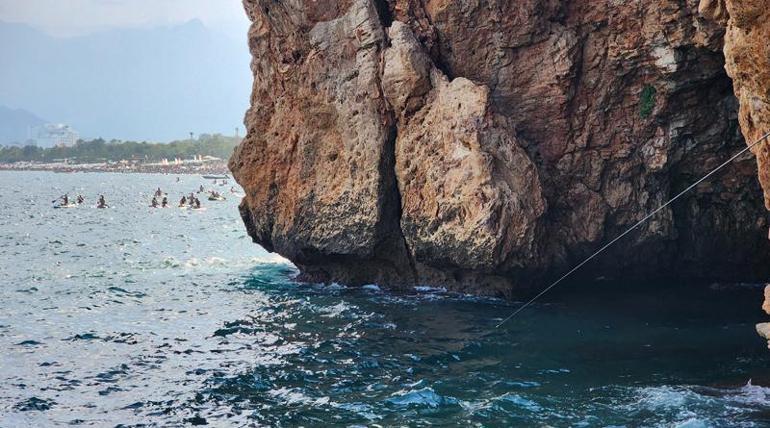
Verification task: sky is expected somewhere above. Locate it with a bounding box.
[0,0,250,39]
[0,0,254,142]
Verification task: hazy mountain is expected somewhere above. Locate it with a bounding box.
[0,19,251,141]
[0,105,46,145]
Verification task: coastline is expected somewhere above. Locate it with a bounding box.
[0,160,230,175]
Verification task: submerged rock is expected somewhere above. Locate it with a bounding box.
[756,323,770,349]
[231,0,770,296]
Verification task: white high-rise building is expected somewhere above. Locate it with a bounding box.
[35,124,79,147]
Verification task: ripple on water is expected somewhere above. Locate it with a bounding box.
[594,381,770,427]
[386,386,459,409]
[14,397,56,412]
[1,171,770,427]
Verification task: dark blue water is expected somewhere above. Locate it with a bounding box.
[1,171,769,427]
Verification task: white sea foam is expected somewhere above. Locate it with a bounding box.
[673,418,710,428]
[620,381,770,427]
[319,302,358,318]
[414,285,447,293]
[159,254,292,270]
[268,387,332,407]
[731,380,770,406]
[325,282,346,290]
[635,385,710,409]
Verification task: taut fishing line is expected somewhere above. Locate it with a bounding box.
[496,131,770,328]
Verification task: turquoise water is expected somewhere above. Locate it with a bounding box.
[1,170,769,427]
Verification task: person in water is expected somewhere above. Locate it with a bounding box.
[97,195,107,208]
[179,195,187,207]
[155,188,163,197]
[193,198,201,209]
[162,196,168,208]
[151,197,158,208]
[199,185,204,193]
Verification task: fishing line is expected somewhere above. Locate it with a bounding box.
[496,130,770,328]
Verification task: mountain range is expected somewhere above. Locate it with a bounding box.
[0,19,251,142]
[0,105,46,145]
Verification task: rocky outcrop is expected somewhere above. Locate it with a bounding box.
[230,0,413,286]
[231,0,770,296]
[698,0,770,346]
[386,21,546,281]
[700,0,770,207]
[756,285,770,348]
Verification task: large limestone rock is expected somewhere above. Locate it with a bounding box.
[383,22,545,277]
[759,285,770,348]
[230,0,413,285]
[763,285,770,315]
[699,0,770,347]
[701,0,770,208]
[757,322,770,349]
[722,0,770,143]
[232,0,770,296]
[394,70,545,273]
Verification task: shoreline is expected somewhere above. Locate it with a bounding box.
[0,161,230,176]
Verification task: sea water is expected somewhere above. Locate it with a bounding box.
[1,170,769,426]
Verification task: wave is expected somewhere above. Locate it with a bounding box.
[615,381,770,427]
[155,254,293,271]
[318,302,359,319]
[732,380,770,407]
[386,386,459,408]
[267,387,333,407]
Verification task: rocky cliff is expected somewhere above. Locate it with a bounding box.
[700,0,770,208]
[757,285,770,348]
[701,0,770,346]
[230,0,770,296]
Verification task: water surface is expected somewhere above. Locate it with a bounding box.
[1,171,769,427]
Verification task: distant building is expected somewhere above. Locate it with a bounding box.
[35,123,79,147]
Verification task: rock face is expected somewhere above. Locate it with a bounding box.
[231,0,770,296]
[700,0,770,208]
[698,0,770,346]
[756,285,770,349]
[763,285,770,315]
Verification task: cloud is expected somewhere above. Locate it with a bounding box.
[0,0,249,38]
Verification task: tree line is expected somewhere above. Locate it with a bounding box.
[0,134,241,164]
